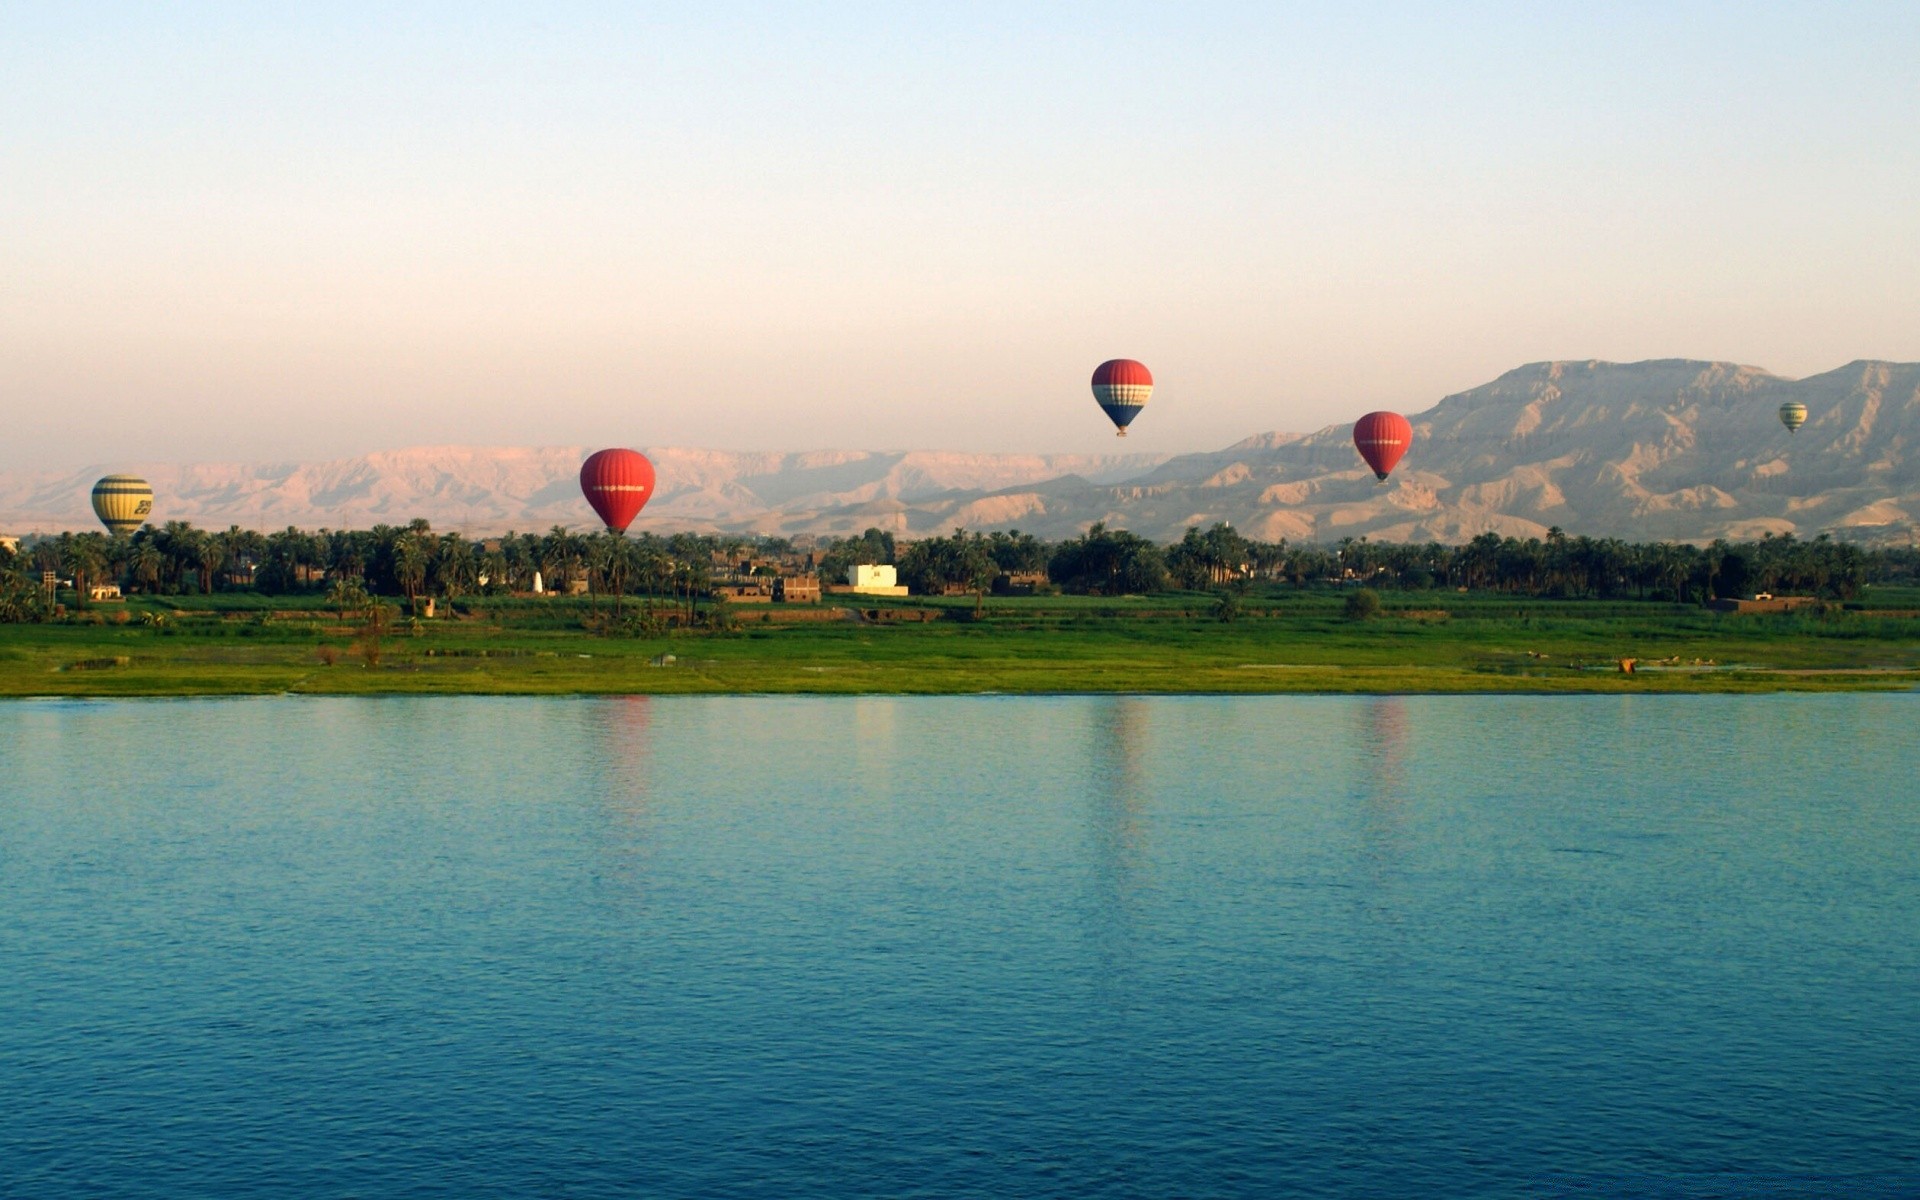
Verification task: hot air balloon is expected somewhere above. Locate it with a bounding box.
[579,449,655,534]
[1779,402,1807,434]
[1352,412,1413,482]
[91,475,153,537]
[1091,359,1153,436]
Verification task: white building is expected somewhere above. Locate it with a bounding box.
[843,563,909,596]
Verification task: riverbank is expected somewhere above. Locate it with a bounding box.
[5,590,1919,696]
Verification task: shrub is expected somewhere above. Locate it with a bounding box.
[1344,588,1382,621]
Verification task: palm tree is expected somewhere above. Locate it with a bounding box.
[541,526,587,594]
[102,533,134,591]
[194,534,225,595]
[259,528,306,593]
[150,521,197,590]
[61,535,103,607]
[479,549,509,595]
[220,526,264,589]
[432,536,476,599]
[590,535,635,616]
[392,533,428,612]
[130,541,164,594]
[326,576,371,623]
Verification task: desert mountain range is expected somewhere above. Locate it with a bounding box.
[5,359,1918,545]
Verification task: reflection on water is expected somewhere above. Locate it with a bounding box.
[594,693,654,807]
[2,694,1917,1199]
[586,695,656,896]
[852,694,896,759]
[1085,697,1150,956]
[1358,694,1410,801]
[1353,695,1412,877]
[1089,695,1148,856]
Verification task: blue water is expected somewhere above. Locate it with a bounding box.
[2,695,1916,1198]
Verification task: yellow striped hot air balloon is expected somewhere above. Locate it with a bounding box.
[90,475,153,536]
[1778,402,1808,434]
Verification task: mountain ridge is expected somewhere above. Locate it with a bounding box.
[5,359,1918,545]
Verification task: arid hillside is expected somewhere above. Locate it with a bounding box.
[5,360,1917,544]
[1037,359,1920,545]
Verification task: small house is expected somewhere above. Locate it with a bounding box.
[992,571,1048,596]
[834,564,909,597]
[775,574,821,603]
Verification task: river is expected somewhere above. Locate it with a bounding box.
[2,695,1915,1197]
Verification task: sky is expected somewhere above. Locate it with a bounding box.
[3,2,1918,472]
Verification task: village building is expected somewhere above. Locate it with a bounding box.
[992,571,1048,596]
[828,564,909,597]
[1706,595,1820,614]
[775,574,821,603]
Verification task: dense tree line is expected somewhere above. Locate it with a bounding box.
[4,517,1917,623]
[0,522,744,621]
[813,528,896,585]
[895,530,1049,596]
[1313,528,1896,602]
[1049,524,1170,595]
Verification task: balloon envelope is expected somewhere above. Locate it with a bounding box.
[1091,359,1153,435]
[1779,402,1808,433]
[91,475,153,536]
[579,449,656,533]
[1352,412,1413,481]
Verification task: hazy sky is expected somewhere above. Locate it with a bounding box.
[4,2,1917,471]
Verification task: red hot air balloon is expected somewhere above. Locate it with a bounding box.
[579,448,656,533]
[1352,412,1413,482]
[1091,359,1153,436]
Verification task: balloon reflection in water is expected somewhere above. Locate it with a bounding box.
[579,695,659,897]
[1088,696,1150,940]
[1359,696,1409,799]
[594,694,654,810]
[1353,696,1413,881]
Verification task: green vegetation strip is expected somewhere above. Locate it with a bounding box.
[5,591,1917,697]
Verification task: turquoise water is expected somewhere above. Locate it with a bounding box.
[2,695,1916,1197]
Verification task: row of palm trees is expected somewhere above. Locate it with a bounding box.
[2,522,762,612]
[1321,529,1892,601]
[896,524,1910,601]
[3,520,1915,615]
[6,522,268,601]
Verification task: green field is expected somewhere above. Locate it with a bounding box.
[5,586,1919,697]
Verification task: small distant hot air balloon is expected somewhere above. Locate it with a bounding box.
[1779,402,1808,434]
[91,475,153,537]
[579,449,655,534]
[1091,359,1153,436]
[1352,412,1413,483]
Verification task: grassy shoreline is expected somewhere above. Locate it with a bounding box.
[6,589,1919,697]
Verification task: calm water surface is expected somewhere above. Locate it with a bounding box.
[2,695,1916,1198]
